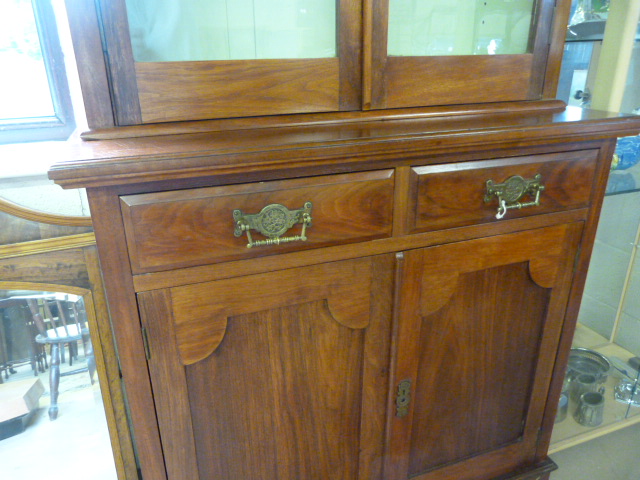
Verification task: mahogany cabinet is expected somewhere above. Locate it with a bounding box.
[49,106,640,480]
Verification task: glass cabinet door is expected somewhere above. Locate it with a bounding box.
[369,0,561,109]
[100,0,361,124]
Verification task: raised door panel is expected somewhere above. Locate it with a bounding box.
[138,255,394,480]
[385,223,582,480]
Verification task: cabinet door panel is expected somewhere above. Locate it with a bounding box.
[138,255,394,480]
[386,223,582,480]
[188,302,364,479]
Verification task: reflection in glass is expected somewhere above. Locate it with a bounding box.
[388,0,535,56]
[125,0,337,62]
[0,289,117,479]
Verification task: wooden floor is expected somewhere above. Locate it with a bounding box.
[0,355,117,480]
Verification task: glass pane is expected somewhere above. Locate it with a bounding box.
[388,0,536,56]
[617,210,640,356]
[0,0,55,120]
[0,290,117,479]
[125,0,337,62]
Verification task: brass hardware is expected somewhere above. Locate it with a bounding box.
[141,326,151,360]
[233,202,313,248]
[485,174,545,219]
[396,379,412,417]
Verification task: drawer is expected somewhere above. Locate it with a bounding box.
[120,170,394,273]
[406,150,598,233]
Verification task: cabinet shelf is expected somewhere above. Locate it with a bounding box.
[549,323,640,453]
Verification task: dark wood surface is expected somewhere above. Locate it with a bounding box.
[94,0,362,125]
[135,59,341,123]
[408,149,598,233]
[93,0,142,125]
[64,0,115,129]
[38,2,640,479]
[49,106,640,190]
[365,0,560,110]
[139,255,394,480]
[120,170,394,273]
[382,55,535,108]
[385,224,580,480]
[49,107,640,480]
[535,137,619,457]
[86,187,167,480]
[67,0,569,124]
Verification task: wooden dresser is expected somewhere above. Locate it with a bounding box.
[49,0,640,478]
[50,104,640,480]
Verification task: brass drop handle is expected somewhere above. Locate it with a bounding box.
[484,174,545,220]
[396,379,412,418]
[233,202,313,248]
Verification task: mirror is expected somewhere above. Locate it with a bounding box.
[0,288,117,478]
[0,196,137,479]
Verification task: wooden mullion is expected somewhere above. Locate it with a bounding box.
[96,0,142,125]
[338,0,363,110]
[368,0,390,109]
[528,0,563,99]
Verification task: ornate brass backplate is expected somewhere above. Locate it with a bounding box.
[233,202,313,248]
[485,174,545,219]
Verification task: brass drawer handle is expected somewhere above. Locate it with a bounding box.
[484,174,545,219]
[233,202,313,248]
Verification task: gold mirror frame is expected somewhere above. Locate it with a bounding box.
[0,197,137,479]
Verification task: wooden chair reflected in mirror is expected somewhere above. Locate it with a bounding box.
[0,196,137,478]
[0,296,47,381]
[25,294,96,420]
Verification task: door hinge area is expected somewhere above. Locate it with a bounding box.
[573,245,583,274]
[141,326,151,360]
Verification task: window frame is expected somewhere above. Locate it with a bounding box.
[0,0,76,144]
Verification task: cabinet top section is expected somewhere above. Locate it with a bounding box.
[72,0,571,126]
[48,105,640,190]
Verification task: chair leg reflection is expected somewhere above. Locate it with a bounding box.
[45,338,95,420]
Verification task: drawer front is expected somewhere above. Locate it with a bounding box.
[407,150,598,233]
[121,170,394,273]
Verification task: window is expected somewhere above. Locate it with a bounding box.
[0,0,76,143]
